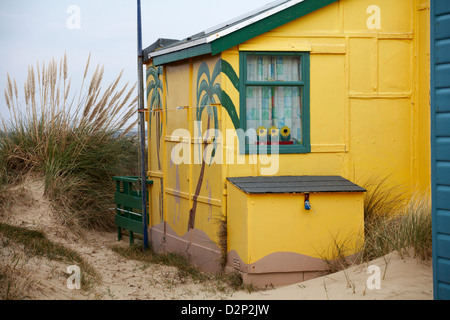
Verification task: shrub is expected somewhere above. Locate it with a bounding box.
[1,54,140,230]
[358,176,432,262]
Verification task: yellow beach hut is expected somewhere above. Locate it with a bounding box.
[142,0,431,287]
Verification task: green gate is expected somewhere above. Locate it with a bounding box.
[113,176,153,245]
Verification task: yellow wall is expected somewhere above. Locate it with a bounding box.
[226,182,249,263]
[226,182,364,269]
[222,0,430,194]
[147,56,226,247]
[164,61,191,237]
[146,0,431,271]
[248,191,364,263]
[415,1,431,192]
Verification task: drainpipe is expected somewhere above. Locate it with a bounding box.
[137,0,149,250]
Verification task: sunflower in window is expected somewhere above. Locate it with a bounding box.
[269,126,279,142]
[257,126,267,142]
[280,126,291,142]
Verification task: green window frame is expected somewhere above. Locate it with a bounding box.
[239,51,311,155]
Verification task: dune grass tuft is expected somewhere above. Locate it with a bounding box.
[111,244,211,283]
[0,222,100,293]
[111,243,244,291]
[321,176,432,274]
[357,177,432,263]
[1,54,140,230]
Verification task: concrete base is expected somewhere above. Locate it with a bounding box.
[224,266,326,288]
[148,223,223,274]
[242,271,327,288]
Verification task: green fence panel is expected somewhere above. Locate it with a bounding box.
[112,176,153,245]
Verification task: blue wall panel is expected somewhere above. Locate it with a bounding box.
[432,0,450,301]
[436,113,450,136]
[437,234,450,259]
[436,65,450,88]
[437,259,450,284]
[436,210,450,234]
[436,162,450,185]
[436,138,450,160]
[436,39,450,64]
[436,15,450,40]
[435,89,450,112]
[435,1,450,15]
[438,283,450,298]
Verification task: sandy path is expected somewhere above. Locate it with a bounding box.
[0,178,434,300]
[0,178,232,300]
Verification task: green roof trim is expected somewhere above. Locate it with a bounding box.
[210,0,339,55]
[148,0,339,66]
[153,43,212,66]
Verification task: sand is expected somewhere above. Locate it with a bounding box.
[0,178,434,300]
[229,251,433,300]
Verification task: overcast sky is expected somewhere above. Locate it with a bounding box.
[0,0,271,123]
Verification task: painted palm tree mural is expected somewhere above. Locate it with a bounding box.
[188,59,240,231]
[146,65,164,223]
[147,65,164,167]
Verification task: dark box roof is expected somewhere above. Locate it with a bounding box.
[227,176,366,194]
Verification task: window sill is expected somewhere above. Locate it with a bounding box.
[240,145,311,155]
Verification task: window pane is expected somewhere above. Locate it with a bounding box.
[246,86,303,145]
[247,55,302,82]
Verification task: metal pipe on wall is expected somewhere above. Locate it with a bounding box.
[137,0,149,250]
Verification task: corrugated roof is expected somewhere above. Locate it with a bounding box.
[227,176,367,194]
[144,0,339,65]
[144,38,179,55]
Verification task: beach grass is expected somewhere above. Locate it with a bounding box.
[111,244,211,283]
[321,176,432,274]
[0,222,99,298]
[360,190,432,262]
[111,243,244,291]
[358,177,432,263]
[1,54,140,230]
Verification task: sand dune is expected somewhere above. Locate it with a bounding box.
[229,251,433,300]
[0,178,433,300]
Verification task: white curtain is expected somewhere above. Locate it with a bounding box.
[246,56,303,144]
[247,55,302,82]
